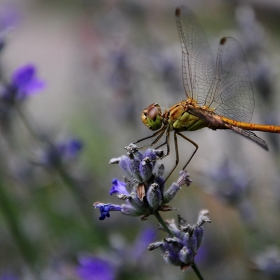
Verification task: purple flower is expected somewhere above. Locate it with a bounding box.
[11,64,45,98]
[0,3,20,31]
[1,64,45,103]
[0,4,20,51]
[42,138,83,167]
[205,159,250,206]
[132,228,157,259]
[76,256,115,280]
[0,272,18,280]
[109,144,162,183]
[251,246,280,277]
[94,203,122,220]
[99,145,192,221]
[148,211,211,271]
[109,179,129,196]
[58,138,83,158]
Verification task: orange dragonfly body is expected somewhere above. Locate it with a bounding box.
[134,6,280,181]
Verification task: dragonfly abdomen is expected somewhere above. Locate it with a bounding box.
[221,117,280,133]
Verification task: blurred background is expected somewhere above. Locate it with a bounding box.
[0,0,280,279]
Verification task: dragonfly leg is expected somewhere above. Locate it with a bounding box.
[153,128,172,158]
[157,132,198,183]
[155,142,166,149]
[133,126,167,149]
[155,131,169,150]
[176,132,199,170]
[163,131,180,183]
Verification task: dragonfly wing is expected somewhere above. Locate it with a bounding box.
[230,126,268,150]
[175,7,215,104]
[207,36,254,123]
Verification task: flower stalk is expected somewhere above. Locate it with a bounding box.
[0,176,40,279]
[154,211,204,280]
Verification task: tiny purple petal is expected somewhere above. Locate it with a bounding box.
[94,203,122,220]
[22,79,45,95]
[110,179,128,196]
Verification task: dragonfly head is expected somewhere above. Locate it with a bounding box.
[141,103,163,131]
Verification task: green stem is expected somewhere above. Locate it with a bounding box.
[191,261,204,280]
[153,211,204,280]
[56,164,96,232]
[153,210,174,237]
[16,104,45,142]
[0,177,39,278]
[16,106,98,233]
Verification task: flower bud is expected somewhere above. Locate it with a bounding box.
[163,182,181,204]
[146,183,162,210]
[139,157,153,182]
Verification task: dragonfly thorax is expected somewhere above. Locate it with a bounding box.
[141,103,165,131]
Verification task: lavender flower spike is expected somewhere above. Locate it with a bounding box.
[96,145,194,221]
[148,211,211,271]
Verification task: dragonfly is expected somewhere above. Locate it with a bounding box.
[134,6,280,182]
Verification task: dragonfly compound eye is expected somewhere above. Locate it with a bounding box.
[141,103,163,131]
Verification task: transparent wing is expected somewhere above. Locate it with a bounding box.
[175,6,215,104]
[230,126,268,150]
[206,37,255,122]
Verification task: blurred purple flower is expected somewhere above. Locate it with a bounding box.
[76,227,156,279]
[206,159,250,206]
[0,3,20,52]
[150,51,182,93]
[10,64,45,99]
[0,3,20,31]
[251,246,280,278]
[0,272,18,280]
[76,256,115,280]
[0,64,45,105]
[41,138,83,168]
[132,227,156,259]
[58,138,83,158]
